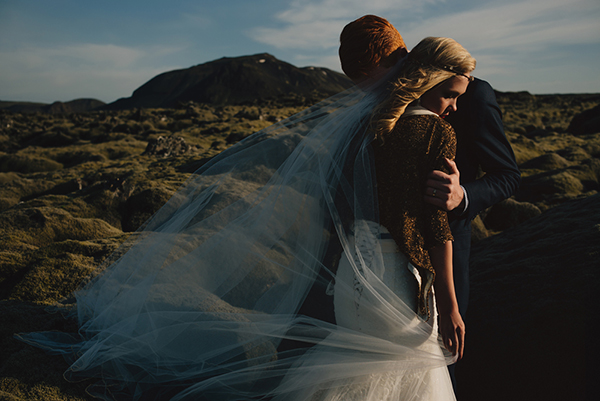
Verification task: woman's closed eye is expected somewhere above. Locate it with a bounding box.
[443,91,461,99]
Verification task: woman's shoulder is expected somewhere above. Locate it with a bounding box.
[437,117,455,135]
[381,115,454,151]
[395,114,453,135]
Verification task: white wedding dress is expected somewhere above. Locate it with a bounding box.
[328,222,457,401]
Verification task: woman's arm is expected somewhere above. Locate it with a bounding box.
[429,241,465,360]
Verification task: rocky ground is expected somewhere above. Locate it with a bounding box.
[1,92,599,400]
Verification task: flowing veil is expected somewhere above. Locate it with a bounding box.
[18,80,456,400]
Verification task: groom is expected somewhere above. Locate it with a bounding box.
[339,15,521,389]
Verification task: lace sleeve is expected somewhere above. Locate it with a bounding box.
[422,120,456,249]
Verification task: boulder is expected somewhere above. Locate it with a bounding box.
[143,135,191,157]
[0,154,63,173]
[122,187,175,232]
[2,239,124,303]
[557,146,592,162]
[470,215,490,242]
[0,205,124,303]
[568,104,600,135]
[0,206,122,249]
[145,283,278,365]
[518,169,584,202]
[508,134,543,165]
[519,152,571,171]
[483,198,542,231]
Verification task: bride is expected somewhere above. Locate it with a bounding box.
[18,36,474,400]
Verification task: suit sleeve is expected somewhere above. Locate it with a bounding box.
[456,80,521,222]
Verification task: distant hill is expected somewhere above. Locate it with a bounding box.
[105,53,353,110]
[0,98,105,114]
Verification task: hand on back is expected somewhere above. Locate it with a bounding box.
[424,158,465,212]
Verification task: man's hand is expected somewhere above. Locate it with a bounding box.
[424,158,465,212]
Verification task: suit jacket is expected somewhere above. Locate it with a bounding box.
[444,78,520,318]
[445,78,521,234]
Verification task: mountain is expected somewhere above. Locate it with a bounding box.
[105,53,353,109]
[0,98,105,114]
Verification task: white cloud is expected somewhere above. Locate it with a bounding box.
[249,20,344,50]
[2,44,145,71]
[249,0,599,55]
[0,43,182,102]
[392,0,600,51]
[248,0,443,50]
[63,44,146,68]
[274,0,417,24]
[158,9,213,34]
[393,0,600,93]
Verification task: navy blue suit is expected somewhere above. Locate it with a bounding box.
[445,78,520,316]
[444,78,521,387]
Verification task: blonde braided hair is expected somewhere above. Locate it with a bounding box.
[371,37,476,141]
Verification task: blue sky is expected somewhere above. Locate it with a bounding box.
[1,0,599,103]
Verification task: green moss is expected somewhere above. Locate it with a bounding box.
[0,207,122,249]
[508,134,543,166]
[0,154,63,173]
[0,302,93,400]
[0,251,27,286]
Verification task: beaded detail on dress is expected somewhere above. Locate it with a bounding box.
[350,220,380,314]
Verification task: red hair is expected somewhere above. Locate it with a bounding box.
[339,15,406,82]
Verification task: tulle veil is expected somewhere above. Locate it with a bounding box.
[18,76,456,400]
